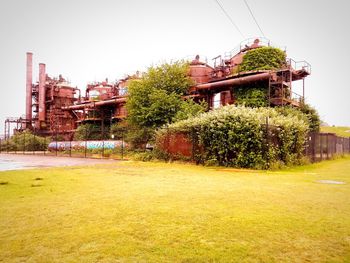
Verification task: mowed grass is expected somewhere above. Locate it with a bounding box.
[0,157,350,262]
[321,126,350,137]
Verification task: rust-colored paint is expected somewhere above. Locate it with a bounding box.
[25,52,33,125]
[158,132,193,157]
[195,72,272,90]
[38,63,46,124]
[13,39,310,138]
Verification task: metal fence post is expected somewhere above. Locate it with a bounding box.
[32,133,35,155]
[55,131,58,156]
[320,134,323,161]
[326,134,329,160]
[7,137,9,153]
[14,135,17,154]
[121,129,124,160]
[84,128,87,158]
[69,140,72,157]
[23,132,26,155]
[102,126,105,159]
[44,137,46,155]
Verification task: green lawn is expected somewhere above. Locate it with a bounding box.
[1,157,350,262]
[321,126,350,137]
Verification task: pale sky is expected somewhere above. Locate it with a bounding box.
[1,0,350,134]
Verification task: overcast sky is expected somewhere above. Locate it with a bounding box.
[1,0,349,134]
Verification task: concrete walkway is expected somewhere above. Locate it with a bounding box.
[0,153,117,170]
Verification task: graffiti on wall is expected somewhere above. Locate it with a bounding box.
[48,140,127,151]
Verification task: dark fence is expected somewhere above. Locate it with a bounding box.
[158,129,350,164]
[305,133,350,162]
[0,128,131,160]
[0,130,349,163]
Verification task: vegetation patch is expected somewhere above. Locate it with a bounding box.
[122,61,206,148]
[158,105,309,168]
[0,131,48,152]
[238,46,286,72]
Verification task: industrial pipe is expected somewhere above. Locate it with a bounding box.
[195,72,272,90]
[38,63,46,123]
[62,97,126,110]
[25,52,33,126]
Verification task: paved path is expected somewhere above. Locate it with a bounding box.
[0,153,117,170]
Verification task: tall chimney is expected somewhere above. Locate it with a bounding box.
[38,63,46,125]
[26,52,33,126]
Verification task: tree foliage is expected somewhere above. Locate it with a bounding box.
[1,130,48,151]
[299,102,321,132]
[234,85,268,107]
[239,47,286,72]
[74,124,109,140]
[126,61,195,129]
[158,106,309,169]
[275,104,321,133]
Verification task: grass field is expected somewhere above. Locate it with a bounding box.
[1,157,350,262]
[321,126,350,137]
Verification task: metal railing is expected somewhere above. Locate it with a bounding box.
[286,58,311,74]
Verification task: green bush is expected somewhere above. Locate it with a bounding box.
[1,130,48,151]
[299,102,320,132]
[158,106,309,169]
[239,47,286,72]
[275,104,320,133]
[235,85,268,107]
[74,124,109,140]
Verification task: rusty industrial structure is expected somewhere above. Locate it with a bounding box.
[4,38,310,139]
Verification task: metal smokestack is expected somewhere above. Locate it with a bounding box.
[38,63,46,125]
[25,52,33,126]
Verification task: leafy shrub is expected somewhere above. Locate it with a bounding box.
[239,47,286,72]
[1,130,48,151]
[74,124,109,140]
[235,85,268,107]
[275,104,320,133]
[157,106,309,169]
[299,102,320,132]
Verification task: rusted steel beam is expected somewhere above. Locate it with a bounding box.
[25,52,33,125]
[62,97,126,110]
[38,63,46,123]
[195,72,272,90]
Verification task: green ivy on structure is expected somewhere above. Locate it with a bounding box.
[234,85,268,107]
[238,47,286,72]
[234,47,286,108]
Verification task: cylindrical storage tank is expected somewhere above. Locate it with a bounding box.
[26,52,33,125]
[38,63,46,123]
[189,64,213,85]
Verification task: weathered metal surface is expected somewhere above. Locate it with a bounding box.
[25,52,33,126]
[8,39,312,137]
[195,72,271,90]
[38,63,46,124]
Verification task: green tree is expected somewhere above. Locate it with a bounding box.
[299,102,321,132]
[125,61,207,148]
[126,61,193,129]
[74,124,109,140]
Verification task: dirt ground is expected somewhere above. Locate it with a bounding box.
[0,153,117,170]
